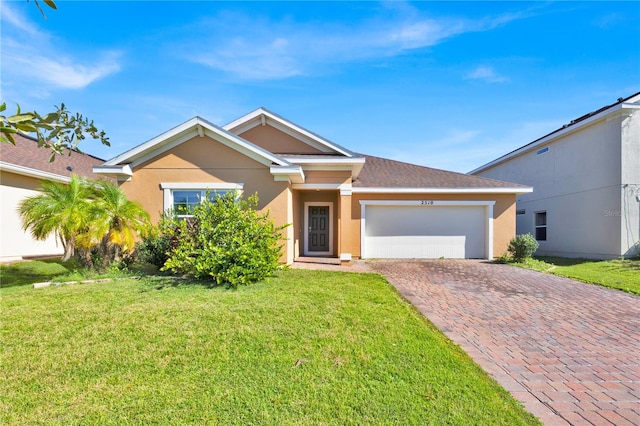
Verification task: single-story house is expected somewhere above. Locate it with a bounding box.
[95,108,532,264]
[0,134,107,262]
[471,92,640,259]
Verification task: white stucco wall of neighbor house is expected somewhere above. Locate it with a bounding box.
[0,173,64,262]
[475,111,630,259]
[621,110,640,257]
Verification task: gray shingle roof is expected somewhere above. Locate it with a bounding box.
[353,155,528,189]
[1,133,107,180]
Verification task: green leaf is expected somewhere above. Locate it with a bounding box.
[15,122,38,132]
[0,102,6,113]
[0,132,17,145]
[7,113,36,124]
[0,126,18,134]
[41,112,60,123]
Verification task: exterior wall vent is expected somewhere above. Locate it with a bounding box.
[536,147,550,155]
[516,209,525,215]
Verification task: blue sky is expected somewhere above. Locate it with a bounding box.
[1,1,639,173]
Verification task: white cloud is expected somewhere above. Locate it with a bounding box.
[0,3,122,94]
[0,2,42,36]
[181,7,529,80]
[8,51,122,90]
[465,66,509,83]
[594,12,625,29]
[194,36,302,80]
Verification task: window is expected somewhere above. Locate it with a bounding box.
[172,190,230,217]
[535,211,547,241]
[516,209,526,215]
[160,183,243,217]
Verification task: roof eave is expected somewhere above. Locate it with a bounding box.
[270,165,305,184]
[285,156,366,178]
[0,161,71,183]
[470,100,640,175]
[93,164,133,181]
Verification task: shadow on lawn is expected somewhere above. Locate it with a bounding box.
[0,259,73,288]
[139,275,219,291]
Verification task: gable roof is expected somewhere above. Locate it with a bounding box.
[353,155,531,193]
[96,116,306,183]
[223,107,360,158]
[0,133,106,182]
[92,108,529,192]
[470,92,640,174]
[95,111,370,183]
[103,116,290,168]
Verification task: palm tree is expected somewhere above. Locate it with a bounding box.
[81,179,151,268]
[19,174,93,261]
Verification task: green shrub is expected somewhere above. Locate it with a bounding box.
[507,233,539,262]
[135,232,173,268]
[161,192,287,287]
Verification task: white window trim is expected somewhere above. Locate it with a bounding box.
[161,182,244,212]
[304,202,334,256]
[359,200,495,260]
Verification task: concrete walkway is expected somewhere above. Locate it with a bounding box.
[369,259,640,426]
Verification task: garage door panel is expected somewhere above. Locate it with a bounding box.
[365,236,467,258]
[364,205,486,259]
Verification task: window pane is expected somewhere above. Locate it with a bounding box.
[173,190,201,215]
[205,190,229,202]
[535,227,547,241]
[535,212,547,226]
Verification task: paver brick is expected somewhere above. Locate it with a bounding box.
[579,410,617,425]
[599,410,636,426]
[370,259,640,426]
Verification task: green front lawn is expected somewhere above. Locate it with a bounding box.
[0,269,539,425]
[0,258,135,288]
[516,257,640,295]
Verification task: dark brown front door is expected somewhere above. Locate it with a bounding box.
[308,206,330,253]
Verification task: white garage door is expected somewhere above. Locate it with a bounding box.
[363,204,487,259]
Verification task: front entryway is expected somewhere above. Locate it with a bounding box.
[304,202,333,256]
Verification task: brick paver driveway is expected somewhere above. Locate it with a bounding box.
[371,259,639,426]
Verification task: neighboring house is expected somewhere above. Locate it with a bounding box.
[94,108,531,264]
[471,92,640,259]
[0,134,106,262]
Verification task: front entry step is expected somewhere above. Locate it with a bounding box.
[294,257,340,265]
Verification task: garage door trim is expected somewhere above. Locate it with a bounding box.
[360,200,495,260]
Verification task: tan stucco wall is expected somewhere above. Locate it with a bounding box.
[119,135,293,262]
[304,170,352,185]
[238,125,324,154]
[349,192,516,258]
[0,171,64,261]
[116,134,517,262]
